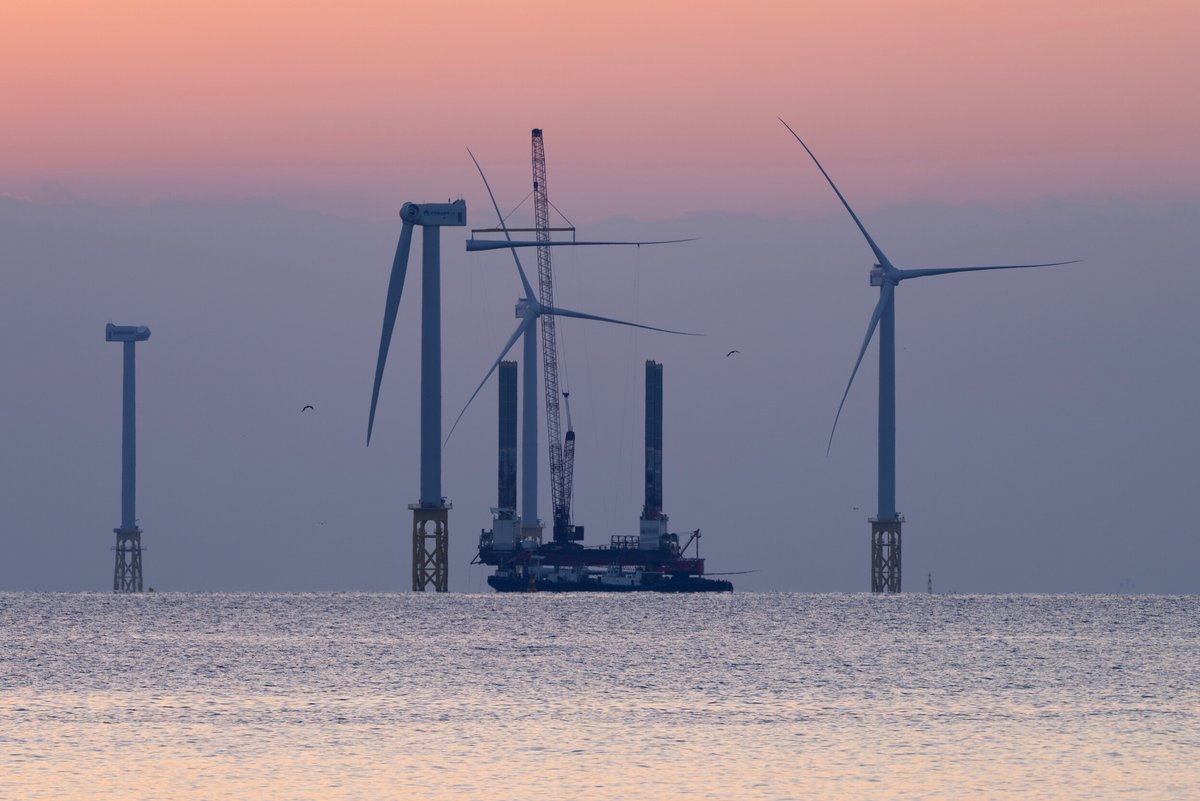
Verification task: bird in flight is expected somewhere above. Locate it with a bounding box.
[302,405,314,412]
[726,349,741,357]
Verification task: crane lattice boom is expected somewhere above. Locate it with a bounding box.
[532,128,580,543]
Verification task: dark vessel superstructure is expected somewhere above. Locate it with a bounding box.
[477,360,731,593]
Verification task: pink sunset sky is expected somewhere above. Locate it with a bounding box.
[2,0,1197,220]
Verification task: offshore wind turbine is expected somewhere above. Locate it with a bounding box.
[105,323,151,592]
[369,198,466,592]
[780,119,1076,593]
[449,151,695,544]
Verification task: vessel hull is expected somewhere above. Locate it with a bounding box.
[487,574,732,593]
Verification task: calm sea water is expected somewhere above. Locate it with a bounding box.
[1,593,1196,800]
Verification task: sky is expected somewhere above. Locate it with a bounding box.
[2,1,1197,216]
[0,1,1198,592]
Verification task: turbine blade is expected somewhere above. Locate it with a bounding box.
[466,148,536,300]
[367,220,415,446]
[896,260,1079,280]
[466,238,696,252]
[778,118,894,269]
[828,282,894,456]
[444,317,534,447]
[545,305,700,336]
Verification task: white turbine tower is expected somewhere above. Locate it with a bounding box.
[781,118,1076,592]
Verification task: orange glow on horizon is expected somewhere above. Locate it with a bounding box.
[1,1,1197,218]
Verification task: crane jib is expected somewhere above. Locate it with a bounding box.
[531,129,581,544]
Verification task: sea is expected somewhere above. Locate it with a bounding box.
[1,592,1196,800]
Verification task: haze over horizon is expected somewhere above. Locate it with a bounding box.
[1,1,1197,593]
[2,193,1196,593]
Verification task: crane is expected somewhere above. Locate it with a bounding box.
[532,128,581,544]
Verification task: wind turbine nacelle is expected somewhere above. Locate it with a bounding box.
[515,299,532,319]
[400,200,466,227]
[105,324,151,342]
[870,266,884,287]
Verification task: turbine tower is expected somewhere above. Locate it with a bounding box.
[780,119,1075,593]
[105,323,150,593]
[447,152,695,535]
[369,199,466,592]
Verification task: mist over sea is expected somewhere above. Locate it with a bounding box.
[2,592,1195,800]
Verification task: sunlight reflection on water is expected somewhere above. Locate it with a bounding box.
[1,593,1196,800]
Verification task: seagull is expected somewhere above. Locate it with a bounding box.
[302,405,314,412]
[726,349,741,357]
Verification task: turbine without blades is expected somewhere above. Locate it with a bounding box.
[780,117,1077,593]
[446,151,698,445]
